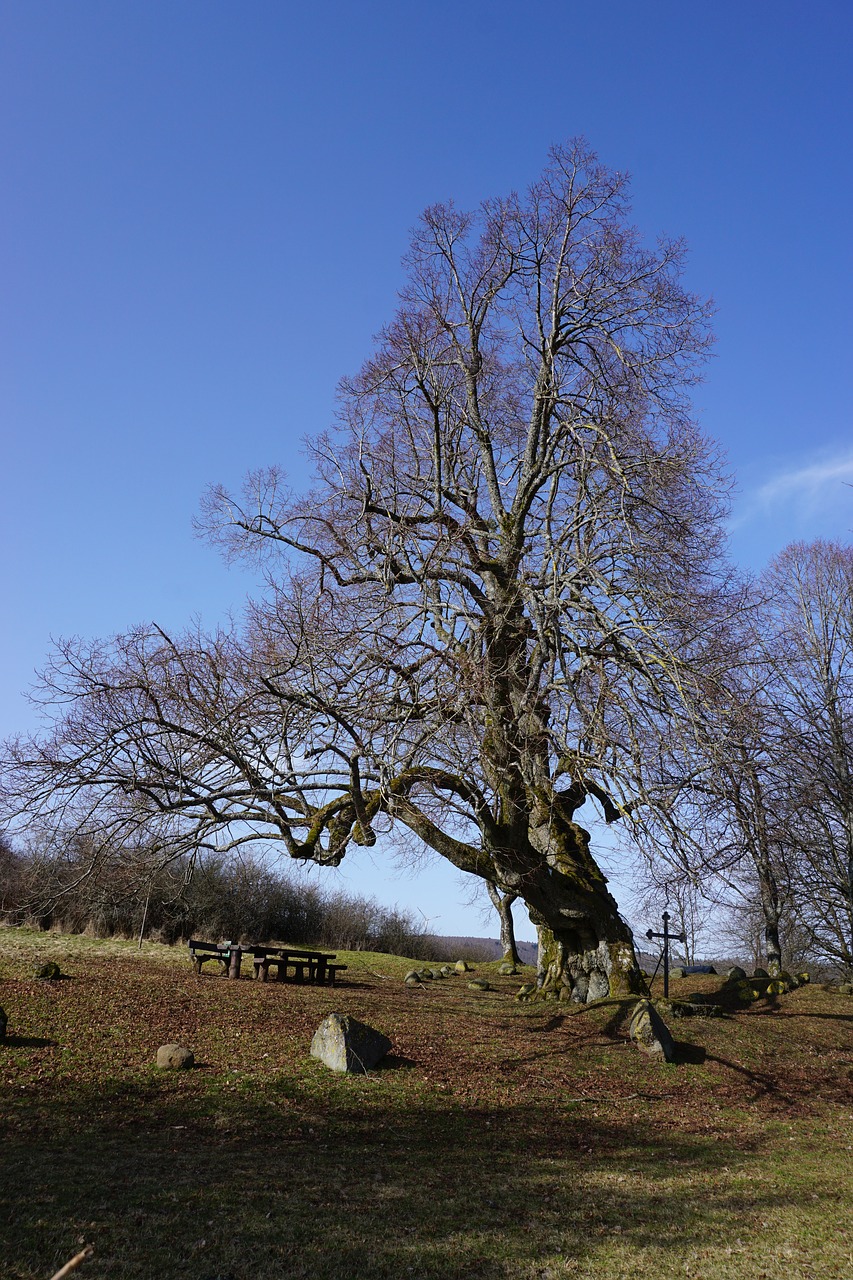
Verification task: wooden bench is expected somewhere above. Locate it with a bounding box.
[188,939,243,978]
[324,963,348,985]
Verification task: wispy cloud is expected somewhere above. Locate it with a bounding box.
[732,449,853,531]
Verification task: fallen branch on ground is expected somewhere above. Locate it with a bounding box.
[49,1246,94,1280]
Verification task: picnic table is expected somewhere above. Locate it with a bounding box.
[250,946,347,985]
[188,940,348,984]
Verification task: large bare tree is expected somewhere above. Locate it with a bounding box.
[2,143,738,1000]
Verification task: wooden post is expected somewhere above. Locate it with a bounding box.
[228,943,243,979]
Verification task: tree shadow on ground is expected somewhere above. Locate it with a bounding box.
[756,1008,853,1023]
[2,1035,57,1049]
[0,1072,829,1280]
[702,1052,785,1100]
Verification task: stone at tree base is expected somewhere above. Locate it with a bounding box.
[156,1044,194,1070]
[586,970,610,1001]
[629,1000,676,1063]
[34,961,61,981]
[515,983,536,1000]
[310,1013,391,1074]
[499,962,519,975]
[0,1005,7,1040]
[731,980,760,1004]
[533,937,640,1005]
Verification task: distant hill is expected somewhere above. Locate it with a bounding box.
[424,935,538,965]
[424,937,734,975]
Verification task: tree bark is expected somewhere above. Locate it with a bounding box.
[756,856,783,975]
[491,805,644,1002]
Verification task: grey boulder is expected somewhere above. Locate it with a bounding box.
[629,1000,676,1063]
[156,1043,195,1070]
[310,1013,391,1075]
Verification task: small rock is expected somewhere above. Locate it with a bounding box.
[499,962,519,975]
[440,966,454,977]
[724,965,747,983]
[515,983,536,1000]
[310,1012,391,1074]
[403,970,421,982]
[156,1044,195,1070]
[753,967,769,979]
[629,1000,676,1063]
[468,979,492,991]
[454,959,472,973]
[837,982,853,996]
[34,961,62,981]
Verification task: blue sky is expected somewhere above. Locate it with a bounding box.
[1,2,851,941]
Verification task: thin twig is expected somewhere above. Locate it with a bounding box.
[49,1246,94,1280]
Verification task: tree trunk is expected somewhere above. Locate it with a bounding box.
[755,853,783,975]
[486,881,521,965]
[494,806,644,1003]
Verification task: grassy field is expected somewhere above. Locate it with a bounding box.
[1,926,852,1280]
